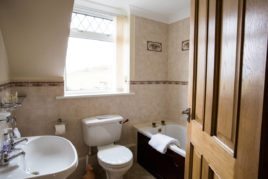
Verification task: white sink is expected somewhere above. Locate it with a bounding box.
[0,136,78,179]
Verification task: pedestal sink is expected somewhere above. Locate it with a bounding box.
[0,136,78,179]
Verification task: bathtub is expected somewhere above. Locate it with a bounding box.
[134,121,187,179]
[134,121,187,157]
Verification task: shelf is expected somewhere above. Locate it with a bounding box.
[0,95,26,110]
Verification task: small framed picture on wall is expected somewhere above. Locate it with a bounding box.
[181,40,189,51]
[147,41,162,52]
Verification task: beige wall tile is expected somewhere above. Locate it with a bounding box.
[0,28,9,84]
[134,17,168,81]
[167,85,188,126]
[168,18,190,81]
[12,84,168,158]
[167,18,190,126]
[0,88,10,146]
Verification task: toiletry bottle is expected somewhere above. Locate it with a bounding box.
[2,132,10,152]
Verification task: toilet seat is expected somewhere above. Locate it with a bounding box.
[97,144,133,169]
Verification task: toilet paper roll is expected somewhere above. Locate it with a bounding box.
[55,123,66,135]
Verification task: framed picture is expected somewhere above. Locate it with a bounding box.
[182,40,189,51]
[147,41,162,52]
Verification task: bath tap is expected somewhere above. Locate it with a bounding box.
[152,122,157,128]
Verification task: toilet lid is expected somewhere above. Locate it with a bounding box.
[97,145,133,167]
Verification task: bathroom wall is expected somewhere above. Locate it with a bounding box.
[133,16,190,125]
[0,0,74,82]
[0,5,189,177]
[9,16,170,179]
[0,28,10,146]
[0,28,9,84]
[167,18,190,124]
[134,17,168,81]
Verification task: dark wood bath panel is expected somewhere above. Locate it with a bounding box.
[137,132,185,179]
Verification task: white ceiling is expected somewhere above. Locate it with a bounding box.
[76,0,190,24]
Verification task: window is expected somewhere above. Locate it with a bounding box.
[65,10,129,96]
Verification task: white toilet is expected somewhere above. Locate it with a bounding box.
[82,115,133,179]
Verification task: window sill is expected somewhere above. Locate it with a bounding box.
[56,92,135,100]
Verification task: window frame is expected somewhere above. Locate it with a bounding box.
[70,9,115,42]
[65,9,118,95]
[64,6,130,97]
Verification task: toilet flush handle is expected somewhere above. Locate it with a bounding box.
[119,119,129,124]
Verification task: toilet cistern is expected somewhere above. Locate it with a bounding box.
[82,115,133,179]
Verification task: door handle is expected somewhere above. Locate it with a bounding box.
[182,108,191,122]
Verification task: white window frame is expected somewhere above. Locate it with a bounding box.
[70,9,115,42]
[63,4,130,97]
[65,9,118,95]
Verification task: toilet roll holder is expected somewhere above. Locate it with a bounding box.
[55,118,66,135]
[57,118,65,124]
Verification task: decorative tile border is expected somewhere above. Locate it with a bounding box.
[0,82,12,92]
[130,81,188,85]
[0,80,188,92]
[10,81,188,86]
[0,82,64,92]
[11,81,64,87]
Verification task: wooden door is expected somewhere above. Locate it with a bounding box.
[185,0,268,178]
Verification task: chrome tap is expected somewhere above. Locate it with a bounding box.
[11,138,28,148]
[5,129,28,150]
[152,122,157,128]
[0,150,25,166]
[6,115,16,138]
[5,114,28,150]
[0,132,27,166]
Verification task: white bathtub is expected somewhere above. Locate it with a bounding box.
[134,122,187,157]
